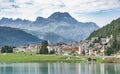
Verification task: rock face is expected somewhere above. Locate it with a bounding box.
[0,26,42,47]
[0,12,99,43]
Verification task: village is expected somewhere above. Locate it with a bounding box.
[0,35,112,57]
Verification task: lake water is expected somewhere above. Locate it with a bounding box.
[0,63,120,74]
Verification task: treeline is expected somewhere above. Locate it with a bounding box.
[1,45,14,53]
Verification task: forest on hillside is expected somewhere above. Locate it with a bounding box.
[88,18,120,55]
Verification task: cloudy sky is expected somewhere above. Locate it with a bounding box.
[0,0,120,27]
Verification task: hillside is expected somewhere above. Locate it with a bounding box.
[88,18,120,55]
[88,18,120,39]
[0,12,99,43]
[0,26,42,47]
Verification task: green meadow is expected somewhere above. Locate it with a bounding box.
[0,52,103,63]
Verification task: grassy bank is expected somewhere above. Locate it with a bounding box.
[103,57,120,63]
[0,52,103,63]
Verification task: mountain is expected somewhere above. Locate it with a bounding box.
[0,12,99,43]
[48,12,78,24]
[40,32,75,43]
[0,26,42,47]
[23,30,75,44]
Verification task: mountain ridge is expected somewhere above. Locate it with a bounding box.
[0,12,99,43]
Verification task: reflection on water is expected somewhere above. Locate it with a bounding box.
[0,63,120,74]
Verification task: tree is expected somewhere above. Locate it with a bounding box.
[82,50,85,55]
[112,37,120,52]
[50,49,55,54]
[104,47,115,56]
[1,45,13,53]
[40,40,49,54]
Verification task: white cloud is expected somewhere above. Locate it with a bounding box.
[14,0,31,3]
[60,0,120,13]
[0,0,120,26]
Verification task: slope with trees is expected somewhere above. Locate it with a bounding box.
[88,18,120,55]
[0,26,42,47]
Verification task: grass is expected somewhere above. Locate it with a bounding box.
[0,52,103,63]
[102,58,120,63]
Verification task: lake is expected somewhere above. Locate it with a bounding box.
[0,63,120,74]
